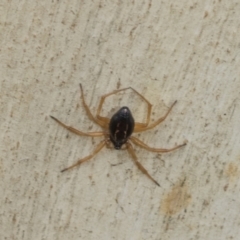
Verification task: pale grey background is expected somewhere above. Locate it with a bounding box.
[1,1,240,240]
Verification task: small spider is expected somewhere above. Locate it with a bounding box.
[50,84,186,186]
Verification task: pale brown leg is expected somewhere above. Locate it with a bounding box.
[61,140,106,172]
[134,101,177,133]
[79,84,107,128]
[96,87,152,128]
[95,116,110,129]
[130,136,186,152]
[126,142,160,187]
[50,116,105,137]
[129,88,152,127]
[96,87,131,127]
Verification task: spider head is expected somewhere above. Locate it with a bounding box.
[109,106,135,149]
[113,141,123,150]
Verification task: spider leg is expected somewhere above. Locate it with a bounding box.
[126,141,160,187]
[128,87,152,128]
[50,116,105,137]
[96,87,131,128]
[96,87,152,128]
[95,116,110,129]
[79,84,107,128]
[130,136,186,152]
[61,140,106,172]
[134,100,177,132]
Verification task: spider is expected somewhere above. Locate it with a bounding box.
[50,84,186,186]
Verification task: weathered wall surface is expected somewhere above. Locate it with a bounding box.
[1,1,240,239]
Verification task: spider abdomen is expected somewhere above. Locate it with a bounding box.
[109,106,135,149]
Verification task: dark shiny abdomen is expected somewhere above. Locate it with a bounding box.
[109,106,135,149]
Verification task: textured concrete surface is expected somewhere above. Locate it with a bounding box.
[1,1,240,239]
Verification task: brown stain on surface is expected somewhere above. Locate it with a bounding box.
[160,179,191,216]
[225,162,239,182]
